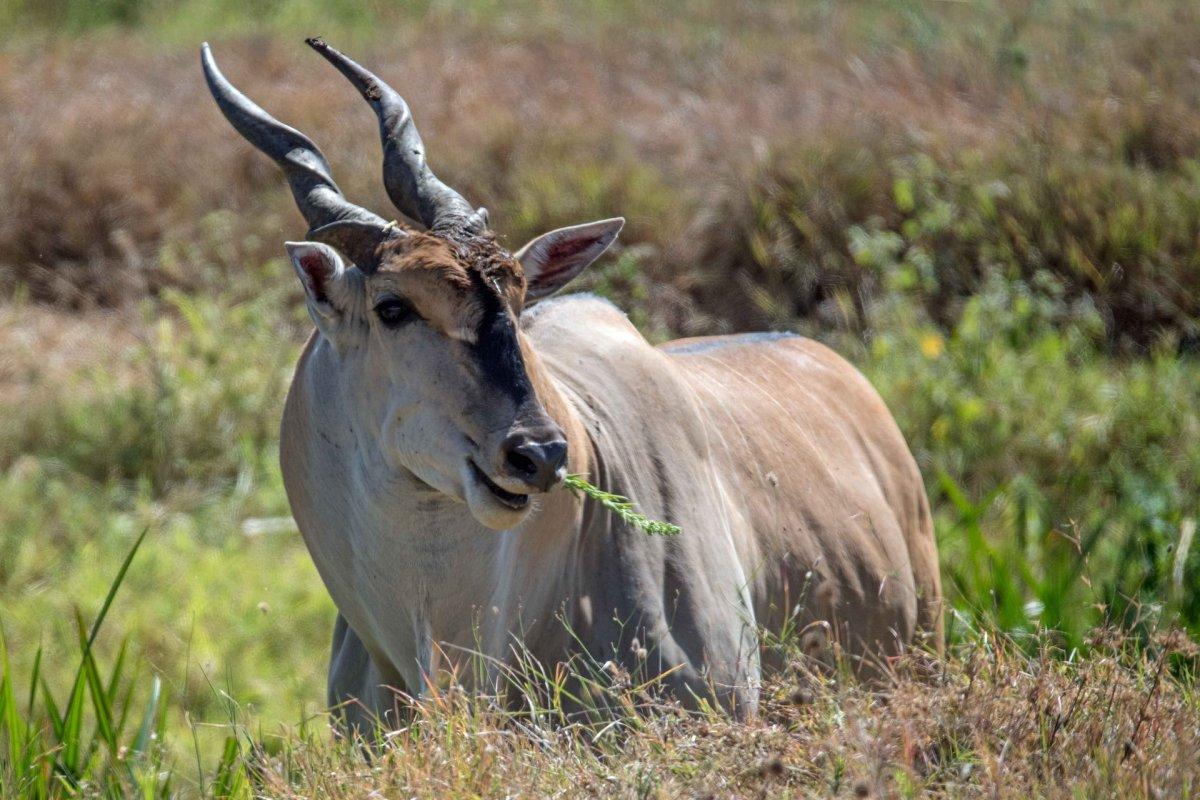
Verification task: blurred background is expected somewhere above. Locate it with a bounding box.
[0,0,1198,769]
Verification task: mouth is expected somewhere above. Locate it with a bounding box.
[469,461,530,511]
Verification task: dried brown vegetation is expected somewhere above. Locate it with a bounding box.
[3,2,1200,346]
[245,633,1200,799]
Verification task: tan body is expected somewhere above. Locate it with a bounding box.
[282,294,941,728]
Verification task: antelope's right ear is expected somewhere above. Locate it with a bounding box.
[286,241,345,324]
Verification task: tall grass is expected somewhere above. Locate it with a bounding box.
[849,282,1200,648]
[3,532,1197,798]
[0,529,177,797]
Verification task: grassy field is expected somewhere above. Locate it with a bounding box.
[1,0,1199,796]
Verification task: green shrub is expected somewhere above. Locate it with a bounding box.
[846,279,1200,646]
[700,144,1200,351]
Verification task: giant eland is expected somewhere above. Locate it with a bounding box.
[201,38,942,733]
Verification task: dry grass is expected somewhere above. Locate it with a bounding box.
[0,303,138,404]
[4,2,1200,342]
[237,632,1200,799]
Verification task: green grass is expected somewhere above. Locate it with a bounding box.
[851,281,1200,649]
[563,475,681,537]
[0,529,173,797]
[4,531,1197,797]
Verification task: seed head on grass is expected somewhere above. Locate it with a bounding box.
[563,474,681,537]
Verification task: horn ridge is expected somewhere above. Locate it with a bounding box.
[305,36,486,236]
[201,42,392,269]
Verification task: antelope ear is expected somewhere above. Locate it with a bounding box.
[286,241,346,325]
[515,217,624,302]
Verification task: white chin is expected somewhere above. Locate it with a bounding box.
[462,468,531,531]
[465,484,531,530]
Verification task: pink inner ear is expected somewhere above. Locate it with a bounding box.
[545,234,596,264]
[297,251,331,302]
[532,234,599,285]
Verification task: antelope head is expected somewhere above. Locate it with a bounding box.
[202,39,623,530]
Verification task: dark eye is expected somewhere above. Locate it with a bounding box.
[373,297,415,328]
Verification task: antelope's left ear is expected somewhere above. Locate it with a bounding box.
[515,217,624,303]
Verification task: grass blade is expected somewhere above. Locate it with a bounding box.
[38,676,63,742]
[112,662,138,748]
[564,475,681,537]
[130,676,161,759]
[74,609,117,755]
[84,527,149,653]
[0,623,28,789]
[212,735,246,799]
[58,668,87,781]
[106,638,129,706]
[25,644,41,719]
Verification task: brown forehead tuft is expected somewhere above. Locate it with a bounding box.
[458,232,523,287]
[373,232,469,289]
[375,230,524,298]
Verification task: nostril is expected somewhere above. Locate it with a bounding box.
[502,434,569,490]
[543,439,568,474]
[505,447,539,477]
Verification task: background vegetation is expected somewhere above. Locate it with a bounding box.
[1,0,1198,796]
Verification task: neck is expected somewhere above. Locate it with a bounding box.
[282,332,592,688]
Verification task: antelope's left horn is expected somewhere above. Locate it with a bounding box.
[201,42,398,270]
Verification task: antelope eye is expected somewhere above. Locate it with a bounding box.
[373,296,415,328]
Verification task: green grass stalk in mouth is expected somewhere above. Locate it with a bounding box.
[562,474,681,537]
